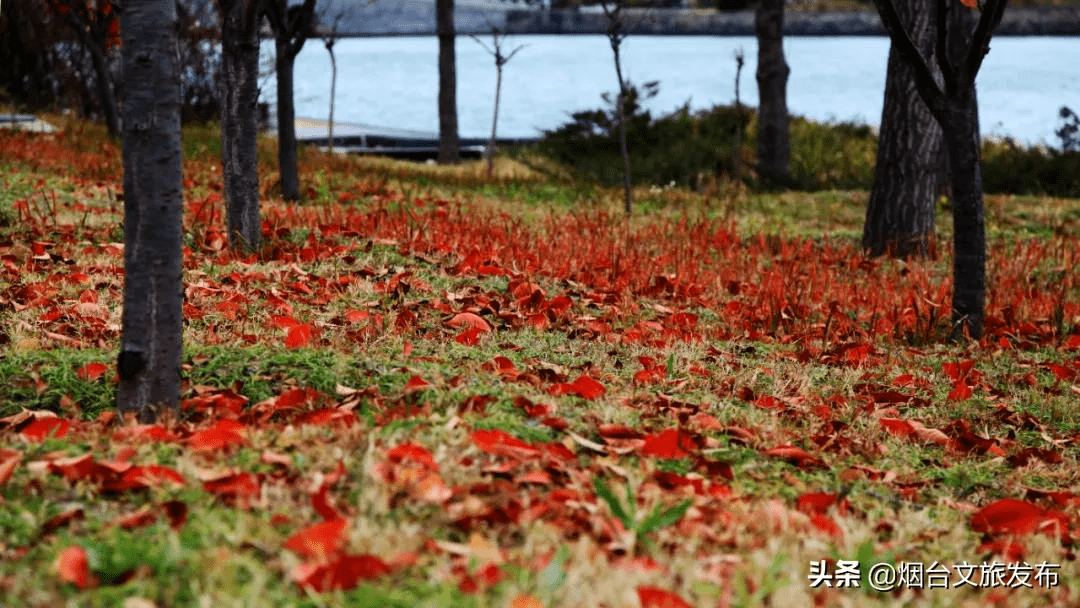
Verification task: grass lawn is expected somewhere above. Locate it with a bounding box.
[1,115,1080,607]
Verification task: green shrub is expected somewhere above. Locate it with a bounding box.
[982,139,1080,198]
[535,82,749,190]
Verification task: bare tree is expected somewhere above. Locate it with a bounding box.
[437,0,459,164]
[43,0,123,136]
[863,0,947,258]
[117,0,184,421]
[470,25,526,177]
[265,0,317,202]
[319,6,351,158]
[601,0,632,215]
[755,0,789,183]
[874,0,1007,339]
[218,0,264,251]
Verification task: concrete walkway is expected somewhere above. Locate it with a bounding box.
[0,114,58,133]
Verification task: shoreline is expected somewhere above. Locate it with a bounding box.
[318,6,1080,37]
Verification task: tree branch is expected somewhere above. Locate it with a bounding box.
[874,0,947,119]
[935,0,954,94]
[963,0,1008,87]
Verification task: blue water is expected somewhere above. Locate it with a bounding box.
[267,35,1080,147]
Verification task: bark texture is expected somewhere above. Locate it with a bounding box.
[754,0,789,183]
[437,0,460,164]
[118,0,184,421]
[863,0,946,258]
[875,0,1007,339]
[220,0,262,251]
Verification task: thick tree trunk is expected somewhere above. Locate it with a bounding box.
[117,0,184,422]
[276,35,300,201]
[437,0,459,164]
[220,0,262,251]
[863,0,945,258]
[754,0,789,183]
[941,98,986,340]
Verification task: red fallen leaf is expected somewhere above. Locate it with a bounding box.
[809,514,843,538]
[294,408,357,427]
[403,375,431,392]
[76,362,109,382]
[111,424,176,443]
[483,356,517,377]
[948,381,973,401]
[344,309,369,324]
[203,472,261,505]
[796,492,841,516]
[21,417,71,441]
[942,360,973,380]
[970,499,1071,537]
[292,553,392,592]
[637,586,692,608]
[102,464,185,492]
[274,387,318,409]
[0,450,20,486]
[114,507,157,530]
[285,323,316,348]
[518,470,552,485]
[640,429,691,459]
[56,545,96,590]
[763,445,825,469]
[879,417,915,437]
[1045,363,1076,382]
[448,312,492,332]
[1063,335,1080,350]
[48,454,102,482]
[455,326,485,345]
[387,442,439,470]
[284,518,348,560]
[753,395,786,410]
[597,424,643,439]
[312,482,342,520]
[470,429,540,459]
[688,412,723,431]
[269,314,303,329]
[188,419,246,451]
[163,500,188,529]
[548,375,605,400]
[42,506,85,536]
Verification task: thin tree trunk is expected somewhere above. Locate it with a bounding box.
[117,0,184,422]
[220,0,262,251]
[755,0,789,183]
[276,35,299,201]
[863,0,945,258]
[942,98,986,339]
[86,41,121,137]
[327,40,336,157]
[612,41,632,215]
[487,63,502,177]
[437,0,459,164]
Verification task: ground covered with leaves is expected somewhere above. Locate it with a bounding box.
[2,118,1080,607]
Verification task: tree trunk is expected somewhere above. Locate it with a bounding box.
[612,40,632,215]
[863,0,945,258]
[486,62,502,177]
[220,0,262,251]
[941,97,986,340]
[754,0,789,183]
[437,0,459,164]
[276,34,300,201]
[873,0,1006,340]
[117,0,184,422]
[86,41,122,137]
